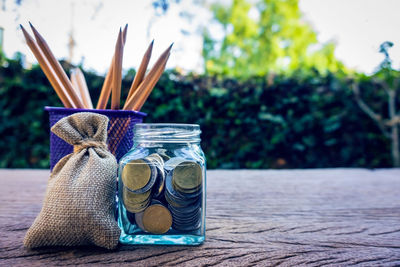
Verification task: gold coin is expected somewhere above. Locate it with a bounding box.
[172,161,202,191]
[142,204,172,234]
[124,196,150,208]
[172,181,201,194]
[165,192,184,208]
[124,198,150,213]
[122,159,151,191]
[123,187,151,204]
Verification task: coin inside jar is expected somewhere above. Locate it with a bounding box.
[122,159,152,191]
[123,187,151,203]
[124,197,151,213]
[142,204,172,234]
[172,161,202,191]
[134,211,146,232]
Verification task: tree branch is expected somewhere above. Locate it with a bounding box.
[385,115,400,127]
[352,83,391,138]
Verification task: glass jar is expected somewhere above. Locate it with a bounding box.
[118,123,206,245]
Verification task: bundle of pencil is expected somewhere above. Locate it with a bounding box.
[21,23,172,111]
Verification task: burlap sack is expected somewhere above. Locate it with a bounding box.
[24,112,120,250]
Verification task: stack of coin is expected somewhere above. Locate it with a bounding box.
[135,200,172,234]
[121,158,157,213]
[123,187,152,213]
[146,154,165,199]
[164,160,203,231]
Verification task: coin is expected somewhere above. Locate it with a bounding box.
[165,185,197,208]
[134,199,166,231]
[167,171,202,200]
[172,179,202,195]
[171,209,200,223]
[142,204,173,234]
[124,197,151,213]
[164,161,203,233]
[165,172,186,200]
[123,187,152,213]
[134,211,146,232]
[122,186,151,204]
[170,204,201,217]
[122,159,152,191]
[172,161,202,191]
[152,168,166,198]
[172,216,202,232]
[168,199,201,214]
[173,212,201,225]
[146,155,166,198]
[124,194,150,207]
[127,159,158,194]
[164,190,186,207]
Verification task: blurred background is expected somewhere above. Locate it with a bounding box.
[1,0,399,169]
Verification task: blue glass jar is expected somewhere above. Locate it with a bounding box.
[118,123,206,245]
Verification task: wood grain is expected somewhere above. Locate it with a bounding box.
[1,169,399,266]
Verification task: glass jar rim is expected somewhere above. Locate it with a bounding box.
[135,123,200,128]
[134,123,201,143]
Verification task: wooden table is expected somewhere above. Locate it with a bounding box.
[1,169,399,266]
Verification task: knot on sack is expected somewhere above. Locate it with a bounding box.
[74,140,108,153]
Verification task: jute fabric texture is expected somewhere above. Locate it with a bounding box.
[24,112,120,249]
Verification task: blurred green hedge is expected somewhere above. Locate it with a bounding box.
[0,55,392,168]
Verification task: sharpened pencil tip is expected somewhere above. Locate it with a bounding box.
[122,24,128,44]
[20,25,28,36]
[28,21,39,36]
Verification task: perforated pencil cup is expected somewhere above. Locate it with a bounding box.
[45,107,146,170]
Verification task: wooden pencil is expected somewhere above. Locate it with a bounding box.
[29,22,84,108]
[75,68,93,109]
[96,25,128,109]
[70,69,84,106]
[20,25,74,108]
[124,40,154,108]
[133,54,169,111]
[122,24,128,44]
[23,21,171,112]
[111,29,124,110]
[124,43,172,110]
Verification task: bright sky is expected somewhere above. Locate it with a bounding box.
[1,0,399,75]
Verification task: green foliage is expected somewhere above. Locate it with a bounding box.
[0,56,393,169]
[203,0,345,77]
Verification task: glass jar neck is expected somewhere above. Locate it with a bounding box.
[133,123,201,145]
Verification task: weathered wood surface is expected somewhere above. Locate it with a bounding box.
[0,169,400,266]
